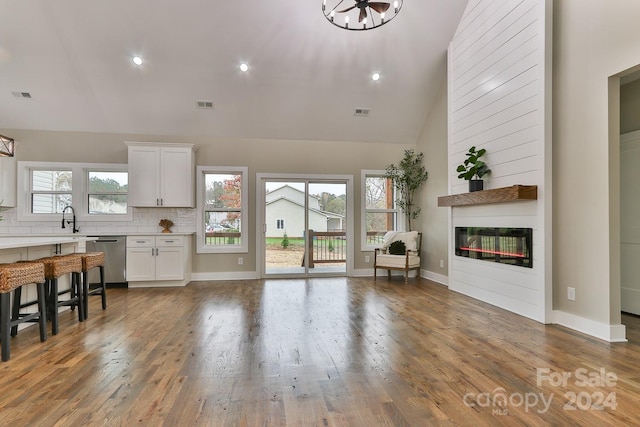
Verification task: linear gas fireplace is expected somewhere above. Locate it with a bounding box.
[455,227,533,268]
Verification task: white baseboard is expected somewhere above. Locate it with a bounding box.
[352,268,374,277]
[552,310,627,343]
[422,269,448,286]
[621,287,640,315]
[128,279,189,288]
[191,271,260,281]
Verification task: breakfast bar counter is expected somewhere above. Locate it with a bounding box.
[0,236,89,251]
[0,236,91,333]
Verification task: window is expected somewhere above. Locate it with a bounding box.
[276,219,285,229]
[361,170,401,250]
[18,162,131,221]
[31,169,72,214]
[87,171,128,215]
[196,166,248,253]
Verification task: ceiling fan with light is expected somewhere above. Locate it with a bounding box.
[322,0,403,31]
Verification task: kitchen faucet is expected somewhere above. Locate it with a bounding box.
[61,205,79,233]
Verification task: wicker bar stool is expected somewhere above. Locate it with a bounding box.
[79,252,107,320]
[31,255,84,335]
[0,262,47,361]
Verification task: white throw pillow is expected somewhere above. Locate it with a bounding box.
[381,231,399,249]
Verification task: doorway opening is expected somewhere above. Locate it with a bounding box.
[619,68,640,341]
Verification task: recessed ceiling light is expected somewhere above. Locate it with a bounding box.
[372,72,381,81]
[132,56,143,66]
[239,63,249,72]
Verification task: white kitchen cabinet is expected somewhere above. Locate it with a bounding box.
[126,142,196,208]
[126,235,192,287]
[0,156,17,207]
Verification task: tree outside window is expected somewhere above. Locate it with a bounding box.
[88,171,128,214]
[363,173,399,245]
[205,173,243,246]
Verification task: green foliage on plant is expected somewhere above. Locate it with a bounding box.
[328,240,335,253]
[281,232,289,249]
[456,146,491,181]
[385,149,429,231]
[388,240,406,255]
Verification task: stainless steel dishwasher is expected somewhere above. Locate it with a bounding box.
[86,236,127,287]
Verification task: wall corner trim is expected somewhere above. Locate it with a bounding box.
[423,270,449,286]
[552,310,628,343]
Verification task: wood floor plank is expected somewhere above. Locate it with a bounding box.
[1,277,639,425]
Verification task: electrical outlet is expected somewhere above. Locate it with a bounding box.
[440,259,444,268]
[238,257,244,265]
[568,287,576,301]
[365,255,370,263]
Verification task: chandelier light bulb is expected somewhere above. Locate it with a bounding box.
[372,73,380,81]
[322,0,402,31]
[132,56,143,66]
[240,63,249,72]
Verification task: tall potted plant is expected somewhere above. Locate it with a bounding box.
[385,149,429,231]
[456,146,491,192]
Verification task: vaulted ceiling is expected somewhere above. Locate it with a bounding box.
[0,0,468,144]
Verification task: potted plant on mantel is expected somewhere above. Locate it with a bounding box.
[456,146,491,192]
[385,149,429,231]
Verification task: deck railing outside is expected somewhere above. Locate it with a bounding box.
[205,230,389,268]
[205,232,241,245]
[305,230,346,268]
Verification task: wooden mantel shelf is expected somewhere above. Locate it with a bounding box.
[437,185,538,207]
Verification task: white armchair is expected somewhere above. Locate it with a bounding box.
[374,231,422,283]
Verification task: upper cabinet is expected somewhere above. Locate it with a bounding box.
[126,142,196,208]
[0,156,17,207]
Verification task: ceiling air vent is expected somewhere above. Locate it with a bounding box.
[354,108,370,117]
[12,91,32,99]
[196,100,214,109]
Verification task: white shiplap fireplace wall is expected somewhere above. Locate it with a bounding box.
[447,0,552,322]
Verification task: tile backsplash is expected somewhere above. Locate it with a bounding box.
[0,207,197,235]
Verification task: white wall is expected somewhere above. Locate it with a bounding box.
[416,82,450,282]
[0,128,414,275]
[552,0,640,342]
[447,0,552,322]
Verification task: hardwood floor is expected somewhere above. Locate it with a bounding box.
[1,277,639,426]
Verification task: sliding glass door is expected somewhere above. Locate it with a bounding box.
[259,176,350,277]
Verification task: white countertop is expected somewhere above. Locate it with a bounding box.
[1,232,195,238]
[0,236,90,250]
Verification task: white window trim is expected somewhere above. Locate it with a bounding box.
[361,169,403,251]
[196,165,248,254]
[17,161,132,222]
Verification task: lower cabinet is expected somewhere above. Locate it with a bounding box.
[126,235,192,287]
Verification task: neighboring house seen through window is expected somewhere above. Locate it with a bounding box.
[31,169,72,214]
